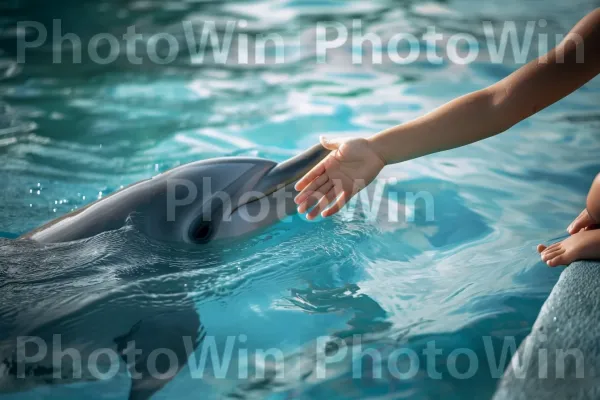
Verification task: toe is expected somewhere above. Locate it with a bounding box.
[547,253,571,267]
[541,247,565,262]
[541,242,560,255]
[537,244,547,253]
[544,242,562,251]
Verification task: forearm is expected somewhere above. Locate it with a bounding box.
[368,88,506,164]
[369,8,600,166]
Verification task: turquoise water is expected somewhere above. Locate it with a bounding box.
[1,0,600,399]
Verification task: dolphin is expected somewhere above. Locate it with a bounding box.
[20,143,329,244]
[2,144,329,400]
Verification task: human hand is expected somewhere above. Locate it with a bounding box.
[567,209,597,234]
[294,136,386,220]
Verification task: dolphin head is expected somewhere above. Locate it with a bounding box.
[141,144,329,244]
[20,144,329,244]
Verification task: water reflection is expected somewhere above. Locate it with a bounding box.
[1,0,600,398]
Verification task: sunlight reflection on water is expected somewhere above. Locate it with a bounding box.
[1,0,599,398]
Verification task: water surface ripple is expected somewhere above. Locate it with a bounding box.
[1,0,600,399]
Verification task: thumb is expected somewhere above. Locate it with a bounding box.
[320,135,343,151]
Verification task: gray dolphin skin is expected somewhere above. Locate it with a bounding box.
[20,143,329,244]
[4,144,328,400]
[1,292,202,400]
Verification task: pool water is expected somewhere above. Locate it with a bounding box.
[1,0,600,399]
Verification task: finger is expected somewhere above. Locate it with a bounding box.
[307,185,338,220]
[320,136,343,151]
[298,180,333,214]
[295,174,329,205]
[298,193,321,214]
[568,210,593,234]
[294,162,326,192]
[568,218,585,234]
[321,190,350,218]
[301,180,334,214]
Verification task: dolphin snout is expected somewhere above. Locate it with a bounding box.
[252,143,329,198]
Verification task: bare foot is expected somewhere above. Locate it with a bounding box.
[537,230,600,267]
[567,209,598,234]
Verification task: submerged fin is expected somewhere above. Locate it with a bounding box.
[114,320,142,351]
[112,308,202,400]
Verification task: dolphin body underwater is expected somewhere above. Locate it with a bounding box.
[1,144,329,400]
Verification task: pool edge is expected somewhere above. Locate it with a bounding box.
[493,260,600,399]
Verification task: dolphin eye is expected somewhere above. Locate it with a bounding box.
[191,222,212,244]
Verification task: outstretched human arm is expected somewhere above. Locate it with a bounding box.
[295,9,600,219]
